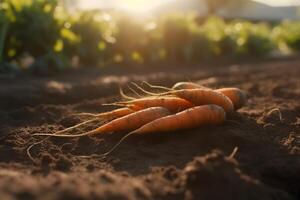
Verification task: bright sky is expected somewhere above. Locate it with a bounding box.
[253,0,300,7]
[78,0,174,13]
[77,0,300,13]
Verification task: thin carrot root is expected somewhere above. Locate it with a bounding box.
[102,102,130,107]
[27,117,98,162]
[266,108,283,122]
[52,118,101,135]
[33,107,171,138]
[27,136,50,163]
[142,81,208,91]
[101,105,226,156]
[142,81,172,91]
[33,129,100,138]
[226,119,242,126]
[228,146,239,159]
[119,86,135,100]
[131,82,159,96]
[128,83,143,97]
[102,103,141,112]
[71,113,101,117]
[101,131,136,156]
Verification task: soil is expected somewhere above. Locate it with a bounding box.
[0,58,299,200]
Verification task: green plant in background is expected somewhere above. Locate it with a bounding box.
[0,3,20,74]
[70,11,115,65]
[201,17,236,58]
[226,21,274,57]
[246,24,273,57]
[1,0,73,72]
[161,13,198,63]
[0,11,8,63]
[1,0,300,74]
[112,15,147,64]
[140,21,165,64]
[272,21,300,53]
[5,0,61,59]
[30,51,68,75]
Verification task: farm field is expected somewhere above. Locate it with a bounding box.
[0,58,299,200]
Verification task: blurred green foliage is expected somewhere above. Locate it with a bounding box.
[1,0,300,73]
[0,10,8,63]
[272,21,300,53]
[3,0,61,59]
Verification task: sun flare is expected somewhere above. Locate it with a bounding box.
[113,0,171,14]
[77,0,173,14]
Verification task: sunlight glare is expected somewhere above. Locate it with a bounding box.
[253,0,300,7]
[77,0,174,15]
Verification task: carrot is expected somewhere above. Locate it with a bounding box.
[33,107,171,137]
[132,104,225,133]
[52,107,136,136]
[141,81,247,110]
[172,81,208,90]
[133,84,234,113]
[215,88,247,110]
[105,96,194,113]
[171,82,247,110]
[102,105,226,155]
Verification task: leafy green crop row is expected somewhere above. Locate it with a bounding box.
[1,0,300,73]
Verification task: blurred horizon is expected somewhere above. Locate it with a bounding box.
[73,0,300,12]
[63,0,300,21]
[2,0,300,73]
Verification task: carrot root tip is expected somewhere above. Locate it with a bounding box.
[127,84,143,97]
[266,108,283,123]
[119,86,135,100]
[228,146,239,159]
[131,82,159,96]
[142,81,172,91]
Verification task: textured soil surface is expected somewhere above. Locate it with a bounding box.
[0,59,299,200]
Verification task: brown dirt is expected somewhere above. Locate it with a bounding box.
[0,59,299,200]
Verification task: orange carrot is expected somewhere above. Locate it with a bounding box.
[172,81,208,90]
[54,107,136,135]
[33,107,171,137]
[132,104,226,134]
[167,89,234,113]
[133,85,234,113]
[105,96,194,113]
[215,88,247,110]
[141,81,246,110]
[170,82,247,110]
[103,105,226,155]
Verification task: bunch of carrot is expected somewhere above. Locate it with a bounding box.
[31,81,247,156]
